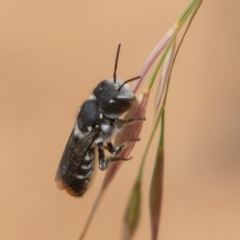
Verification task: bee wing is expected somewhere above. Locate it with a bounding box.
[55,129,98,189]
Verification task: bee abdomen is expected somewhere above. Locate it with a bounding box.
[66,148,95,197]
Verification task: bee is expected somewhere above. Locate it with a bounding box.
[55,44,145,197]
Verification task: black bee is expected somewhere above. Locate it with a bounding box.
[55,44,144,197]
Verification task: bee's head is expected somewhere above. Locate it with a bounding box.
[93,79,135,118]
[93,43,140,118]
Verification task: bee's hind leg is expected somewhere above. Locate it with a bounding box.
[98,140,139,170]
[98,143,110,170]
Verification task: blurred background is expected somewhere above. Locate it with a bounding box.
[0,0,239,239]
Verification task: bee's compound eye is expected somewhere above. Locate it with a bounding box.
[107,98,133,113]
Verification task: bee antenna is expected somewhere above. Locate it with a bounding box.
[113,43,121,83]
[117,76,141,91]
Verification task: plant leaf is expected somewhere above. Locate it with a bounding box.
[149,110,165,240]
[122,178,142,240]
[131,28,174,93]
[154,41,176,114]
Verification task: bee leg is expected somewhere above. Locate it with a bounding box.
[106,138,140,156]
[98,141,137,170]
[98,143,110,170]
[114,117,146,128]
[109,156,132,162]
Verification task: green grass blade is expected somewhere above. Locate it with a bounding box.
[78,191,104,240]
[149,1,203,240]
[149,110,165,240]
[121,1,203,240]
[122,179,142,240]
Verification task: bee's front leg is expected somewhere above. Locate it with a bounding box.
[113,117,146,129]
[106,139,140,156]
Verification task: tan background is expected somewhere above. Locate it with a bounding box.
[0,0,239,240]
